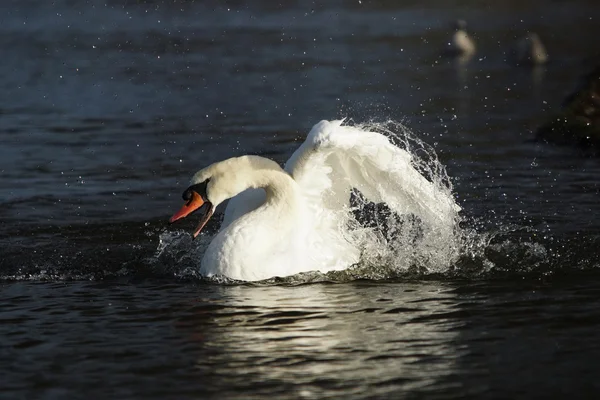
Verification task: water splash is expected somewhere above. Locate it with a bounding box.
[345,119,462,276]
[152,230,208,278]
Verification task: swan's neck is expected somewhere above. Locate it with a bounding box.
[246,169,301,223]
[202,167,306,280]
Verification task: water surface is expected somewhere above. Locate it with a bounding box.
[2,0,600,398]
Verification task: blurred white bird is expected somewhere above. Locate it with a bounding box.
[511,32,548,66]
[445,20,476,57]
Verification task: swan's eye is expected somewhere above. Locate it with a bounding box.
[182,178,210,204]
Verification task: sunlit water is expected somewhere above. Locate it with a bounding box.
[2,0,600,398]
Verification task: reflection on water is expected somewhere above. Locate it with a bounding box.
[451,56,473,119]
[4,280,599,398]
[530,64,546,89]
[183,284,459,396]
[1,281,464,398]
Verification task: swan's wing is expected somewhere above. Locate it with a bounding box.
[284,120,460,228]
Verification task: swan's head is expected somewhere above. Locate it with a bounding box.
[169,176,215,238]
[169,156,280,238]
[454,19,467,31]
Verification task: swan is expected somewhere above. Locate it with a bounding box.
[510,32,548,66]
[169,120,460,281]
[444,20,476,57]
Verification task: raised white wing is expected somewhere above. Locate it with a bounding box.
[222,119,459,242]
[284,120,460,229]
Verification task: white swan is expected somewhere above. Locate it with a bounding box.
[169,120,460,281]
[510,32,548,66]
[444,20,476,58]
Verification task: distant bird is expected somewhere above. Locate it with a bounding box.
[444,20,476,57]
[511,32,548,66]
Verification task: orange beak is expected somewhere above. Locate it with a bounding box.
[169,191,205,223]
[169,190,214,238]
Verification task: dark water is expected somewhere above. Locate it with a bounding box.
[2,0,600,398]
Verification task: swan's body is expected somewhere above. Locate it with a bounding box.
[511,32,548,66]
[200,157,317,281]
[170,120,460,281]
[444,20,476,57]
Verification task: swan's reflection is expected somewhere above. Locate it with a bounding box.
[454,52,475,69]
[531,64,546,95]
[453,57,473,119]
[178,282,462,396]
